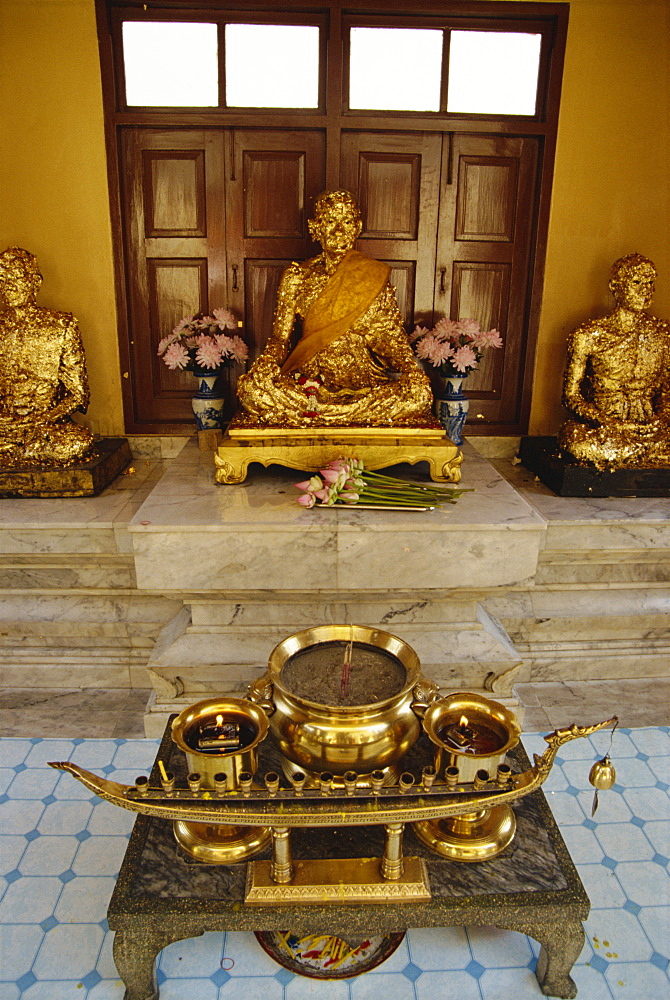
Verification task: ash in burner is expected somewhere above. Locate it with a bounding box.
[281,641,406,706]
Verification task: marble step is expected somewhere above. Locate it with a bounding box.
[535,547,670,585]
[0,554,136,589]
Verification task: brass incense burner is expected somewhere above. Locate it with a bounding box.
[50,626,617,904]
[248,625,436,781]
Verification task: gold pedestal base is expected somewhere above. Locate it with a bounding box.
[245,856,431,905]
[214,424,462,484]
[412,804,516,862]
[173,820,272,864]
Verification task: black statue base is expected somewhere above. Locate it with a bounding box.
[520,436,670,498]
[107,722,590,1000]
[0,437,132,498]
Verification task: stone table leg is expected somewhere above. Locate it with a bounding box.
[113,929,204,1000]
[532,919,585,999]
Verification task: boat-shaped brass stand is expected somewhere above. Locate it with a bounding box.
[214,422,463,484]
[50,714,616,905]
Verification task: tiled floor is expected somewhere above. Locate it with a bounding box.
[0,687,668,999]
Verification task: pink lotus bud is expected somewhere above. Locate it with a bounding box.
[296,493,316,508]
[320,468,341,483]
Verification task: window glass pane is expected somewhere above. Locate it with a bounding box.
[225,24,319,108]
[447,31,541,115]
[349,27,443,112]
[122,22,218,107]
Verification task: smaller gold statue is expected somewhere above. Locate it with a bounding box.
[558,253,670,470]
[236,190,434,428]
[0,247,94,467]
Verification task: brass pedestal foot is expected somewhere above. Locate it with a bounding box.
[173,820,272,864]
[412,803,516,861]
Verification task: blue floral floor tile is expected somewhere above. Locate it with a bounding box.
[1,731,669,999]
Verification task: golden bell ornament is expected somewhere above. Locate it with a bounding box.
[589,755,616,790]
[589,754,616,816]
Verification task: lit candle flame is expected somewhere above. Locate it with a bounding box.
[459,715,469,728]
[215,714,223,726]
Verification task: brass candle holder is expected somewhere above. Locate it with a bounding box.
[412,692,522,861]
[170,697,272,863]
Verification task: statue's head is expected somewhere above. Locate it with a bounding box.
[309,190,363,253]
[0,247,42,308]
[609,252,656,312]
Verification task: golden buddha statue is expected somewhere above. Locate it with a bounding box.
[0,247,94,466]
[558,252,670,470]
[235,190,435,428]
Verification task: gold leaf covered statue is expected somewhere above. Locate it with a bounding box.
[558,253,670,470]
[236,190,435,428]
[0,247,93,467]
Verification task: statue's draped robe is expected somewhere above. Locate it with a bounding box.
[237,250,434,427]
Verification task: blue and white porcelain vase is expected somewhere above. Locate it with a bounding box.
[434,374,469,446]
[191,367,225,430]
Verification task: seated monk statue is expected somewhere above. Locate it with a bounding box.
[558,252,670,470]
[0,247,94,466]
[236,189,435,427]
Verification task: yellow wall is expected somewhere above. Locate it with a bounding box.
[531,0,670,432]
[0,0,122,436]
[1,0,668,436]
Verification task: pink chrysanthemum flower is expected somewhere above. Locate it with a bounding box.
[409,324,431,344]
[195,340,223,369]
[228,335,248,362]
[472,327,503,349]
[451,345,478,372]
[415,334,454,367]
[433,318,461,340]
[162,343,190,370]
[213,308,237,330]
[172,316,193,335]
[157,333,179,356]
[455,318,480,339]
[215,334,234,357]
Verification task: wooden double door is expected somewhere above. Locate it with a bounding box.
[121,127,539,431]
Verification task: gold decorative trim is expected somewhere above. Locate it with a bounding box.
[245,857,431,905]
[214,429,463,485]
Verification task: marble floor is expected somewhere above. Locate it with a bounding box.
[0,683,669,999]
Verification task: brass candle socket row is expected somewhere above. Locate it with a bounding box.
[132,761,513,802]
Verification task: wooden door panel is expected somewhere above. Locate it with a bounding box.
[436,134,539,429]
[386,262,416,328]
[243,151,307,239]
[121,129,226,428]
[147,259,208,399]
[143,150,206,237]
[340,132,441,324]
[450,262,509,395]
[227,131,326,362]
[357,153,421,239]
[455,158,519,243]
[244,260,292,360]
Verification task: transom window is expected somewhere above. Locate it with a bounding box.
[119,16,546,117]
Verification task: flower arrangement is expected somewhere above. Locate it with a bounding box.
[157,309,248,372]
[295,458,471,509]
[411,317,503,377]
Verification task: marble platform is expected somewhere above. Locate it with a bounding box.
[0,436,668,738]
[127,441,544,733]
